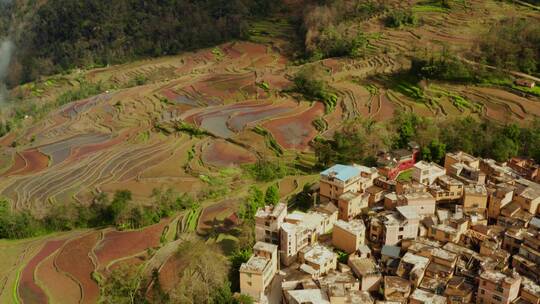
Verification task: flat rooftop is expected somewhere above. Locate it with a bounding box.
[403,192,435,201]
[321,164,361,182]
[396,206,419,220]
[253,241,277,253]
[432,224,457,234]
[401,252,430,268]
[522,277,540,297]
[384,276,410,293]
[443,242,477,257]
[437,175,463,186]
[464,184,488,195]
[480,270,521,285]
[255,202,286,219]
[448,151,478,163]
[334,219,366,235]
[302,244,336,266]
[319,270,358,287]
[339,191,361,201]
[240,255,270,273]
[349,257,380,276]
[410,288,447,304]
[287,289,330,304]
[431,247,457,261]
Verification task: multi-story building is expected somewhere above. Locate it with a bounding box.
[429,175,464,202]
[502,228,529,255]
[445,151,486,185]
[481,159,518,184]
[337,192,369,221]
[445,151,480,172]
[320,164,378,202]
[280,221,314,266]
[476,270,521,304]
[397,192,436,218]
[520,277,540,304]
[348,256,383,292]
[428,217,468,243]
[255,202,287,245]
[409,288,447,304]
[513,179,540,215]
[513,232,540,282]
[463,184,488,213]
[383,276,410,303]
[488,187,513,219]
[298,244,337,277]
[508,158,540,182]
[444,276,474,304]
[332,219,366,254]
[239,242,279,301]
[412,161,446,185]
[396,252,430,287]
[369,206,419,246]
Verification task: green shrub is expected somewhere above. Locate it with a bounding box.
[173,121,210,137]
[385,10,418,28]
[292,67,338,113]
[244,159,290,182]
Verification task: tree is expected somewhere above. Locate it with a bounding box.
[264,184,279,205]
[421,140,446,164]
[491,136,518,163]
[170,235,231,304]
[100,264,145,304]
[108,190,132,226]
[238,186,264,221]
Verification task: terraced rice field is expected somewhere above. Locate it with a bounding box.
[197,199,237,235]
[1,2,539,300]
[94,219,169,270]
[0,224,185,303]
[35,253,81,304]
[263,103,325,151]
[201,139,256,167]
[18,240,66,304]
[55,232,101,304]
[3,12,537,213]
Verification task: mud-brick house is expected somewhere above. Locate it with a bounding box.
[508,158,540,182]
[515,78,536,89]
[476,270,521,304]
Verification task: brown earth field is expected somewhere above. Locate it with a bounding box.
[35,251,82,304]
[201,139,256,167]
[18,239,66,304]
[94,219,169,268]
[197,199,237,234]
[263,102,325,151]
[55,232,101,304]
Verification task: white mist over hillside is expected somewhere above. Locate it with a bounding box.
[0,0,14,104]
[0,39,14,104]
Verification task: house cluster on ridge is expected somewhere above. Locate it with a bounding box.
[239,151,540,304]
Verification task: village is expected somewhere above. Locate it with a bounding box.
[239,147,540,304]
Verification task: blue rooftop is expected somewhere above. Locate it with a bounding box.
[321,164,360,182]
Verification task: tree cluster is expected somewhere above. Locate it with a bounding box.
[478,17,540,75]
[301,0,385,60]
[0,188,197,239]
[385,9,418,28]
[10,0,278,84]
[101,235,253,304]
[315,112,540,168]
